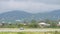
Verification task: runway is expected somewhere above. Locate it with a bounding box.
[0,28,60,32]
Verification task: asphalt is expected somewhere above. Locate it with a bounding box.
[0,28,60,32]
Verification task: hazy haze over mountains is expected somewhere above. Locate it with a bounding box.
[0,0,60,13]
[0,0,60,22]
[0,10,60,21]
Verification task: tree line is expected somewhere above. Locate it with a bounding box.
[0,19,60,28]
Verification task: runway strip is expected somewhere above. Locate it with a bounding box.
[0,28,60,32]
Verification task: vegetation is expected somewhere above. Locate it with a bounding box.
[0,31,60,34]
[28,19,39,28]
[0,19,60,28]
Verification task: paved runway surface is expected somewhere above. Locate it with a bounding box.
[0,28,60,32]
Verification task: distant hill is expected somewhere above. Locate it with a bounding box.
[35,10,60,20]
[0,10,32,22]
[0,10,60,22]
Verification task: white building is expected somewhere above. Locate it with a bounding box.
[57,22,60,26]
[59,22,60,24]
[16,20,21,22]
[38,22,50,27]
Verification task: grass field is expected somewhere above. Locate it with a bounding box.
[0,31,60,34]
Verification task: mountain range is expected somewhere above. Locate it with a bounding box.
[0,10,60,22]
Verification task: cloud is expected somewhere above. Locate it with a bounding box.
[0,0,60,13]
[32,0,60,4]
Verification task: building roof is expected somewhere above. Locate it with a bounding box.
[38,22,50,26]
[39,22,46,25]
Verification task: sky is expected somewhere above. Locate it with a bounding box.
[0,0,60,13]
